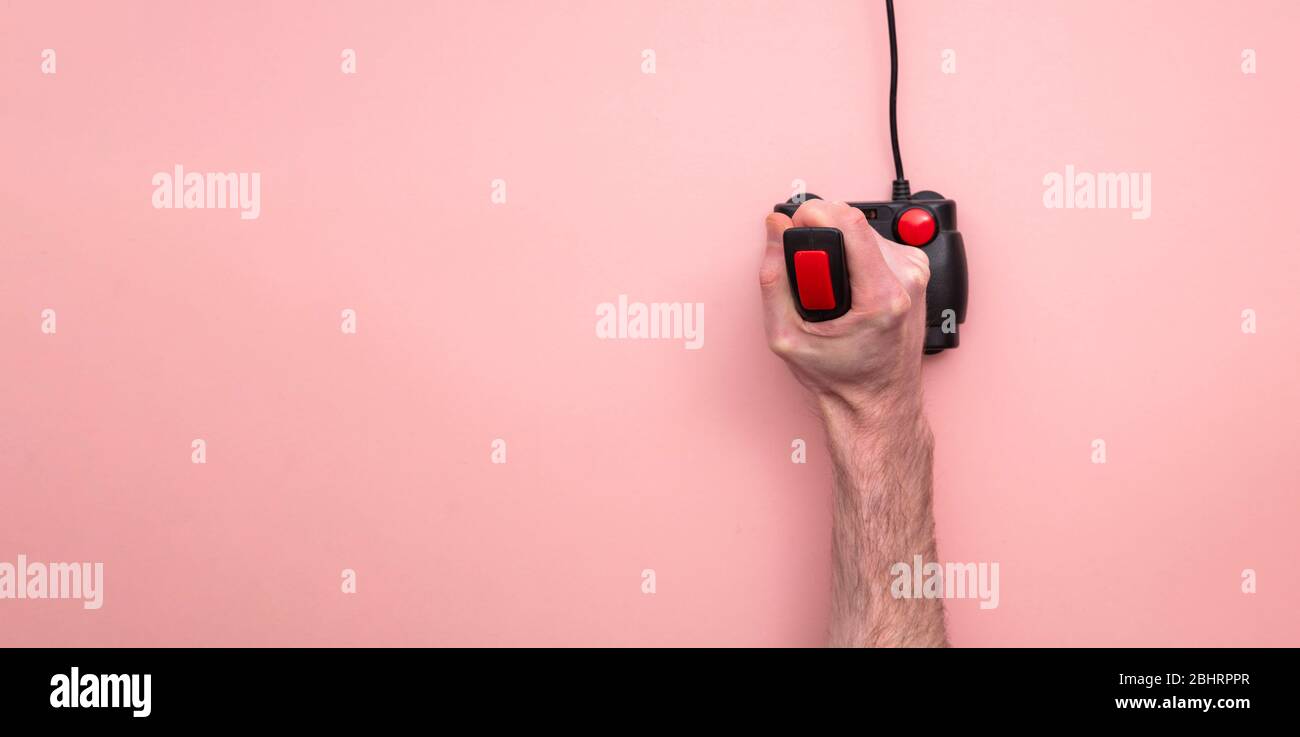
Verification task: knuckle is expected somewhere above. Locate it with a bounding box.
[867,287,912,328]
[891,245,930,290]
[909,247,931,270]
[795,198,825,217]
[768,331,797,357]
[838,205,871,232]
[888,288,913,317]
[905,262,930,290]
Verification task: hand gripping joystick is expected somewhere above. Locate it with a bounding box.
[775,193,969,354]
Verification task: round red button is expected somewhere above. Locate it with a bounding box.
[896,207,936,246]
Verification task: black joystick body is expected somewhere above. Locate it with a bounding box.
[773,191,969,355]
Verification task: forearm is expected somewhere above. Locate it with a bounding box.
[819,392,948,647]
[760,199,946,646]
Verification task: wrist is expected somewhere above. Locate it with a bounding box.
[813,385,929,442]
[816,385,935,513]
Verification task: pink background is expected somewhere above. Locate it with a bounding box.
[1,0,1297,646]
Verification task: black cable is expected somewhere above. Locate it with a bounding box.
[886,0,910,199]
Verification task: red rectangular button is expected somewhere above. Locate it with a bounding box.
[793,250,836,311]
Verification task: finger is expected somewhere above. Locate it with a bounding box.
[880,239,931,298]
[798,201,904,317]
[790,197,836,229]
[760,212,797,327]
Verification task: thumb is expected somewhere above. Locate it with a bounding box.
[760,212,797,326]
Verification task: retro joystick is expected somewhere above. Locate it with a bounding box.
[776,193,968,354]
[771,1,969,355]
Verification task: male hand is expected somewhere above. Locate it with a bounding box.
[760,199,931,421]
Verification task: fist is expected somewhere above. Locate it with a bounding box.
[760,199,930,409]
